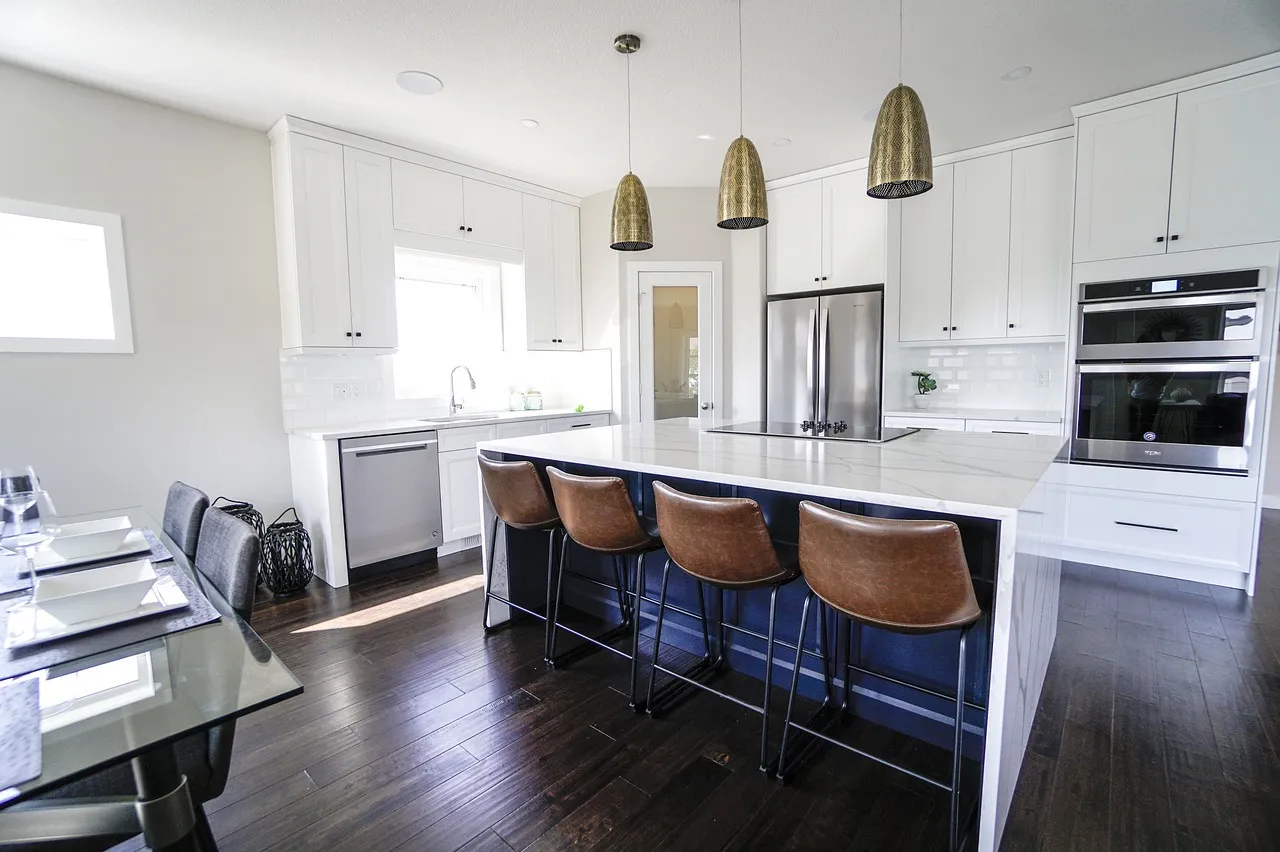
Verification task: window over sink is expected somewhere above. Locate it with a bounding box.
[391,249,506,400]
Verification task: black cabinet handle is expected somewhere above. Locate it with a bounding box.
[1156,236,1165,243]
[345,331,353,337]
[466,226,473,233]
[458,225,465,232]
[821,276,828,281]
[1114,520,1179,533]
[951,326,957,331]
[355,332,362,337]
[814,277,820,282]
[942,326,948,331]
[1009,323,1015,328]
[1170,234,1180,241]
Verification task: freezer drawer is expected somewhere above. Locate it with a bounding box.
[339,431,443,569]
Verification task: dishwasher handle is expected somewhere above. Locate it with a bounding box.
[342,439,438,457]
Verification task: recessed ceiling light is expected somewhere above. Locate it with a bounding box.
[773,138,792,147]
[1001,65,1033,82]
[396,70,444,95]
[696,134,715,140]
[861,106,880,123]
[519,118,540,128]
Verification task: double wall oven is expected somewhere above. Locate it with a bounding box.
[1072,269,1263,475]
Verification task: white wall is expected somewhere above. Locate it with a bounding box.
[579,186,765,423]
[0,62,292,520]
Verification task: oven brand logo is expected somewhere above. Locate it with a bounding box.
[1143,432,1157,442]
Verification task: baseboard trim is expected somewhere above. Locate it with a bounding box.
[1262,494,1280,511]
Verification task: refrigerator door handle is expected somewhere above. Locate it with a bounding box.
[817,307,830,424]
[806,309,817,422]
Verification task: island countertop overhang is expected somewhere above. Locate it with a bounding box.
[477,419,1065,521]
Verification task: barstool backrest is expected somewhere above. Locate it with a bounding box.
[653,481,782,585]
[546,466,653,553]
[478,457,559,530]
[798,501,981,634]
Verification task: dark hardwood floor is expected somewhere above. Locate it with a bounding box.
[114,516,1280,852]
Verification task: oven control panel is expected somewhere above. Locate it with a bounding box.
[1081,268,1260,302]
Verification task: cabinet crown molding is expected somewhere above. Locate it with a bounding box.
[269,115,582,207]
[1071,50,1280,118]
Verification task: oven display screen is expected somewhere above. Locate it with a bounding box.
[1151,279,1179,294]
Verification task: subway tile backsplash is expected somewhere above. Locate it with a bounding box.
[893,342,1067,412]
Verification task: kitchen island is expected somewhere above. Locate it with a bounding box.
[477,418,1066,851]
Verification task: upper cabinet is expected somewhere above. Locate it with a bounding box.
[271,132,397,350]
[517,196,582,351]
[1008,139,1073,338]
[766,172,887,295]
[1074,66,1280,262]
[391,160,524,250]
[899,140,1072,344]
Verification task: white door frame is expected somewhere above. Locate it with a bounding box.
[626,261,724,425]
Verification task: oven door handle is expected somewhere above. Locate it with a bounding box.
[1079,290,1263,312]
[1076,359,1257,374]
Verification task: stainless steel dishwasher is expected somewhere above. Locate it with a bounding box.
[339,431,443,572]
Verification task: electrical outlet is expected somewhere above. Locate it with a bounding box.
[1036,370,1050,388]
[333,382,351,401]
[350,382,364,401]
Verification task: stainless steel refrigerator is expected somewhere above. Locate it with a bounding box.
[766,287,884,439]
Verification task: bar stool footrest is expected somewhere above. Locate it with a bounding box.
[548,621,633,668]
[646,655,731,716]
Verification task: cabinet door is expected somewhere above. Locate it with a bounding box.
[1073,96,1176,262]
[343,148,397,349]
[551,201,583,349]
[766,182,823,294]
[824,169,887,289]
[1008,139,1073,338]
[391,160,464,238]
[899,164,954,342]
[289,134,352,347]
[964,419,1062,436]
[463,179,524,250]
[438,448,483,542]
[520,196,559,351]
[1168,68,1280,253]
[951,152,1012,341]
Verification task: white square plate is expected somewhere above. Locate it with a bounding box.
[48,518,134,561]
[5,576,189,650]
[26,529,151,573]
[34,560,157,625]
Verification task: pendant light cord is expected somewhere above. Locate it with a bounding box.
[626,52,633,173]
[898,0,903,83]
[738,0,744,137]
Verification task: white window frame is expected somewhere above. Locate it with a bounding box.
[0,197,134,354]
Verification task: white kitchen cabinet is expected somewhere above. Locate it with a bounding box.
[898,164,955,342]
[950,153,1012,341]
[496,420,548,439]
[343,148,397,349]
[766,181,824,294]
[1073,96,1177,263]
[519,196,582,350]
[463,179,524,250]
[964,419,1062,436]
[271,132,396,350]
[1167,67,1280,253]
[545,413,611,432]
[1008,140,1073,338]
[884,415,965,431]
[824,168,886,290]
[438,448,483,542]
[391,159,465,239]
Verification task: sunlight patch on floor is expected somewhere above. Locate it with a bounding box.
[293,574,485,633]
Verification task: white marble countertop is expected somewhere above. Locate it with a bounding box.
[478,418,1066,520]
[291,408,611,441]
[883,406,1064,423]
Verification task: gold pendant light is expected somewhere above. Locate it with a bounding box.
[867,0,933,199]
[610,33,653,251]
[717,0,767,229]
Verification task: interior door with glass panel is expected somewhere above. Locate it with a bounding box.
[638,270,714,426]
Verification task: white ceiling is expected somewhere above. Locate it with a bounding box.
[2,0,1279,197]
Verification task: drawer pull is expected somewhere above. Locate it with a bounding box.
[570,423,593,429]
[991,430,1030,435]
[1114,520,1178,533]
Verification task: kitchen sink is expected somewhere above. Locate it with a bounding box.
[420,413,503,423]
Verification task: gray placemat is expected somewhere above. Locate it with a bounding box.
[0,564,221,681]
[0,528,175,597]
[0,678,41,791]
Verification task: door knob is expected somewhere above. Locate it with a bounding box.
[700,402,713,411]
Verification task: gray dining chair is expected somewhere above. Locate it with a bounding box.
[8,510,261,852]
[162,481,209,560]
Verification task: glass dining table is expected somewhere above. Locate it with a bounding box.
[0,507,303,850]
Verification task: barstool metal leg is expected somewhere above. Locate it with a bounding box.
[542,527,559,661]
[645,559,673,713]
[951,626,969,852]
[696,581,713,663]
[482,516,501,633]
[628,552,648,711]
[547,532,571,667]
[775,590,813,783]
[759,583,780,773]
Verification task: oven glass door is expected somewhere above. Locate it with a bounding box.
[1073,361,1257,472]
[1077,292,1261,361]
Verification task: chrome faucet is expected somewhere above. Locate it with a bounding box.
[449,365,476,414]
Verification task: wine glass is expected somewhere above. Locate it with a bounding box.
[1,466,54,605]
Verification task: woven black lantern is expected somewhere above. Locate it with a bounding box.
[261,508,314,596]
[213,497,266,585]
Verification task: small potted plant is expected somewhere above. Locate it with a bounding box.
[911,370,937,409]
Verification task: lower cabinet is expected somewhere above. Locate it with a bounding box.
[885,415,965,431]
[438,447,484,542]
[885,414,1062,436]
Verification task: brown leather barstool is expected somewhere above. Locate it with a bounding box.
[778,501,984,852]
[545,466,663,707]
[649,481,801,772]
[478,456,562,661]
